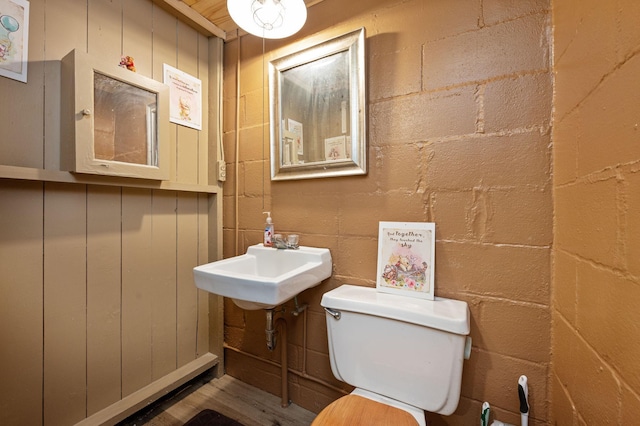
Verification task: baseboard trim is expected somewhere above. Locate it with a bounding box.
[75,353,219,426]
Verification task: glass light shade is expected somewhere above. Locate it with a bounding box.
[227,0,307,39]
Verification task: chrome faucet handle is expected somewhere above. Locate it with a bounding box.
[286,234,299,249]
[273,235,288,249]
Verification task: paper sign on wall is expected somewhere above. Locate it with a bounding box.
[163,64,202,130]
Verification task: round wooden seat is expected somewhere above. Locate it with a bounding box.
[311,395,420,426]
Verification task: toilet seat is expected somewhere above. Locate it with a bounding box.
[311,395,419,426]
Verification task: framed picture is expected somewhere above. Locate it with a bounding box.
[0,0,30,83]
[376,221,435,300]
[163,64,202,130]
[324,135,346,161]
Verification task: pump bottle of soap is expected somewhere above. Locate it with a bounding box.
[263,212,274,247]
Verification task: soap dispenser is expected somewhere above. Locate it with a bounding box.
[263,212,274,247]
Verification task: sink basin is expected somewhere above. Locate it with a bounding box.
[193,244,332,310]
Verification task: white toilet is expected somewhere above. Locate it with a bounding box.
[313,284,471,426]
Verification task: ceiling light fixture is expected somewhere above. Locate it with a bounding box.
[227,0,307,39]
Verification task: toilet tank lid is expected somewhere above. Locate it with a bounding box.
[321,285,470,335]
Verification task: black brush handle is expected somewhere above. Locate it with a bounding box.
[518,383,529,413]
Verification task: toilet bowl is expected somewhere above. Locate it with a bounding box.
[312,285,471,426]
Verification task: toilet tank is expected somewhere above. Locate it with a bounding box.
[321,285,470,416]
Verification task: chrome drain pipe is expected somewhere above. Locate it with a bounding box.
[265,309,277,351]
[264,308,289,407]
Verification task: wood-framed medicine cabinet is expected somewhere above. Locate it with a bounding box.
[61,49,170,180]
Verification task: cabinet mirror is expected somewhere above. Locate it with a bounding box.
[61,49,170,180]
[269,28,366,181]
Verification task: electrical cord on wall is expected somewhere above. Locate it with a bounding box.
[234,29,241,257]
[262,35,266,212]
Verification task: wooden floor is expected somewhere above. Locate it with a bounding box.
[118,373,317,426]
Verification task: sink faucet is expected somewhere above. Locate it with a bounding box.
[273,234,299,249]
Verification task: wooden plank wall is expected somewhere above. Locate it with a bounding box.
[0,0,220,425]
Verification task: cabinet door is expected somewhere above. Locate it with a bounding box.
[61,49,170,180]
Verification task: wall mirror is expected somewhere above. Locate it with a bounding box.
[269,27,366,181]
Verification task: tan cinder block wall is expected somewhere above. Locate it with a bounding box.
[552,1,640,424]
[222,0,552,424]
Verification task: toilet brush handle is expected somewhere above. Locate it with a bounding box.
[518,375,529,426]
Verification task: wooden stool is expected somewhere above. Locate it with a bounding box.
[311,395,420,426]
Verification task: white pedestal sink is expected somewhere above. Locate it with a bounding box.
[193,244,332,310]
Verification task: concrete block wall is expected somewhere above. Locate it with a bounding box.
[222,0,553,424]
[552,0,640,423]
